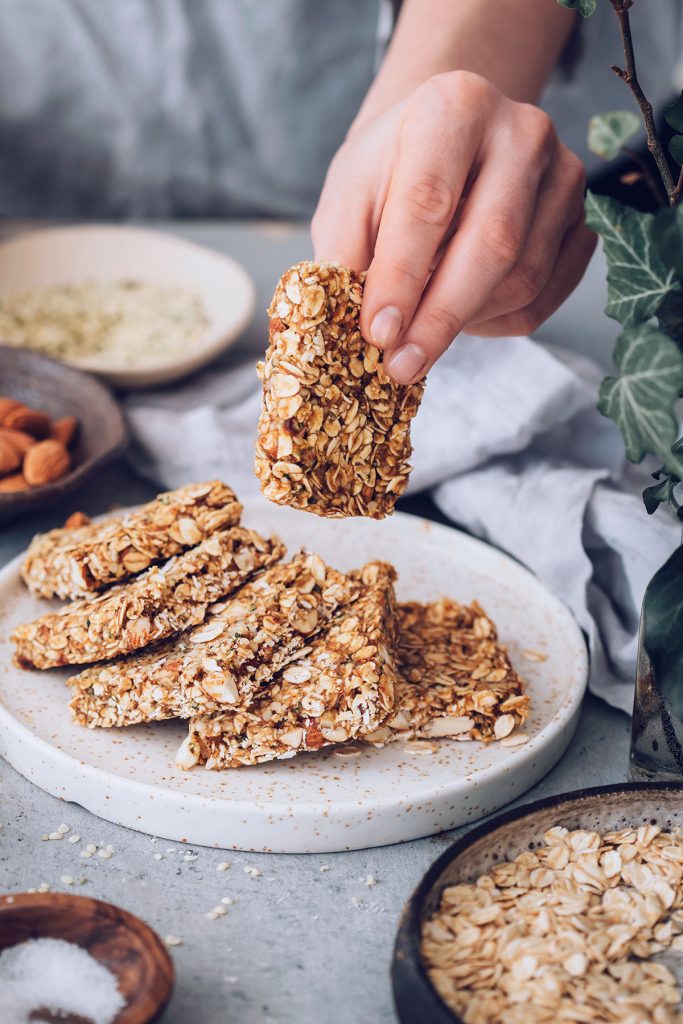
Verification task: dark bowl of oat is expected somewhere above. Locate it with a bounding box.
[393,782,683,1024]
[0,346,127,524]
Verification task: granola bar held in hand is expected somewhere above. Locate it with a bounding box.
[363,599,529,746]
[255,261,424,519]
[13,528,284,670]
[68,553,358,729]
[21,480,242,600]
[177,561,398,769]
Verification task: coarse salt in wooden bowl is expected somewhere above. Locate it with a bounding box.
[0,892,174,1023]
[0,345,127,525]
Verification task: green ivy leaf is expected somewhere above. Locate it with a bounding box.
[585,192,678,326]
[588,111,641,160]
[665,90,683,133]
[598,325,683,476]
[643,468,679,515]
[669,134,683,167]
[555,0,597,16]
[653,206,683,281]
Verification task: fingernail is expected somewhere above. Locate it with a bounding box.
[386,343,428,384]
[370,306,403,348]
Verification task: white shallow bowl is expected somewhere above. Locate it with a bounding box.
[0,498,588,853]
[0,225,255,389]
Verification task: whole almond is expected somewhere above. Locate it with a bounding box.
[0,428,36,456]
[5,406,52,439]
[0,397,23,423]
[0,472,30,493]
[23,439,71,486]
[63,511,91,529]
[51,415,79,447]
[0,439,21,475]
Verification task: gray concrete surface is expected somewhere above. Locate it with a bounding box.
[0,222,630,1024]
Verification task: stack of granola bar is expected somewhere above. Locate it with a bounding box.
[12,479,530,772]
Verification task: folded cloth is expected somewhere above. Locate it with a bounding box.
[125,331,679,716]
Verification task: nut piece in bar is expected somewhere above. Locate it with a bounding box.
[363,600,530,746]
[176,561,398,770]
[254,261,424,519]
[68,552,358,729]
[13,528,284,670]
[21,479,242,600]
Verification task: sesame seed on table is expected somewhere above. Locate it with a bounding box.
[0,221,630,1024]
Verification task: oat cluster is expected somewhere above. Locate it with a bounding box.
[14,479,530,772]
[255,261,424,519]
[13,528,283,670]
[364,599,529,747]
[181,561,398,768]
[21,479,241,599]
[422,824,683,1024]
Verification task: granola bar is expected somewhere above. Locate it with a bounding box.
[254,261,424,519]
[176,562,397,769]
[21,480,242,599]
[363,599,530,745]
[68,553,358,729]
[13,528,284,670]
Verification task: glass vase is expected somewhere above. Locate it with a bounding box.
[629,528,683,782]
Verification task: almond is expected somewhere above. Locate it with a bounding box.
[4,406,52,439]
[51,415,79,447]
[0,397,24,423]
[0,472,30,493]
[0,428,36,456]
[0,439,21,475]
[63,511,91,529]
[23,439,71,486]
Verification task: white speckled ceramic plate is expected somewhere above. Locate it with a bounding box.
[0,498,588,853]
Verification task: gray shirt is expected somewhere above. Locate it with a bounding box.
[0,0,680,219]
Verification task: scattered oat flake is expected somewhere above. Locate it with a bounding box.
[47,832,64,841]
[153,853,163,861]
[521,648,548,662]
[56,823,70,835]
[364,875,378,888]
[207,905,228,920]
[319,865,331,873]
[67,834,81,844]
[164,935,183,947]
[244,866,261,878]
[220,897,234,906]
[216,862,231,872]
[500,732,529,747]
[60,875,74,886]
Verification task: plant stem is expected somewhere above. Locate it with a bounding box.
[621,146,667,206]
[609,0,678,205]
[673,164,683,206]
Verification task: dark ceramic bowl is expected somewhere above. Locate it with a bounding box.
[0,892,174,1023]
[392,782,683,1024]
[0,345,127,523]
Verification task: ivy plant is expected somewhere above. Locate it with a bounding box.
[558,0,683,516]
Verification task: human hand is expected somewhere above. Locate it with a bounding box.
[312,72,596,383]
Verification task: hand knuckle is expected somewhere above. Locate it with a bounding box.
[478,213,524,269]
[512,303,544,336]
[404,173,454,228]
[510,259,546,305]
[424,301,463,340]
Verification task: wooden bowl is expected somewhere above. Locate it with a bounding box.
[0,892,174,1023]
[0,345,127,524]
[392,781,683,1024]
